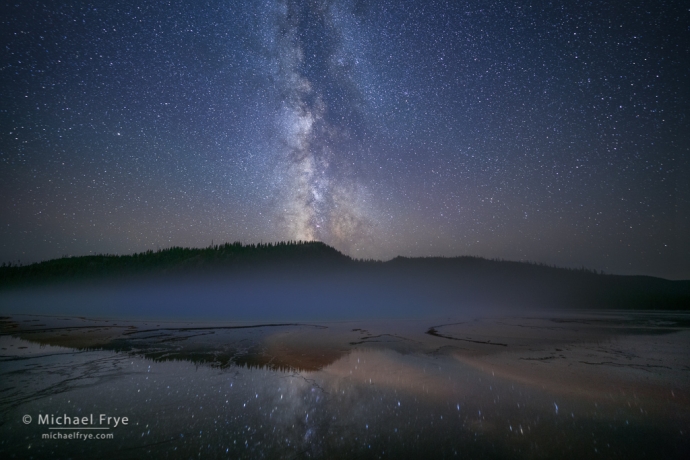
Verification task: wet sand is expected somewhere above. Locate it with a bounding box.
[1,311,689,458]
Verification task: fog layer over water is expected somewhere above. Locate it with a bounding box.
[0,272,525,321]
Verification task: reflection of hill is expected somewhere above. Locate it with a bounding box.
[9,319,347,373]
[1,241,689,310]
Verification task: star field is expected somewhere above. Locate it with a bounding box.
[1,0,688,278]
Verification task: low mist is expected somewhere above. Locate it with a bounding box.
[0,270,529,322]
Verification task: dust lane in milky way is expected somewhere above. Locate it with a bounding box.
[265,1,375,250]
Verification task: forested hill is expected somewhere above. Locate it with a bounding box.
[0,241,352,284]
[1,241,689,310]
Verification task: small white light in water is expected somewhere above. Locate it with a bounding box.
[554,403,559,414]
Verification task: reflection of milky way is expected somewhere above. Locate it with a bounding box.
[4,313,690,458]
[3,336,689,459]
[266,1,374,251]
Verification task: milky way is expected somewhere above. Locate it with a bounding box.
[264,1,376,250]
[1,0,687,277]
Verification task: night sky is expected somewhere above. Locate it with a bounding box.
[1,0,688,278]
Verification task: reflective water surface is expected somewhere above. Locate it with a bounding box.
[1,312,689,459]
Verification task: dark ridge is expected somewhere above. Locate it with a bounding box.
[0,240,352,285]
[1,241,689,310]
